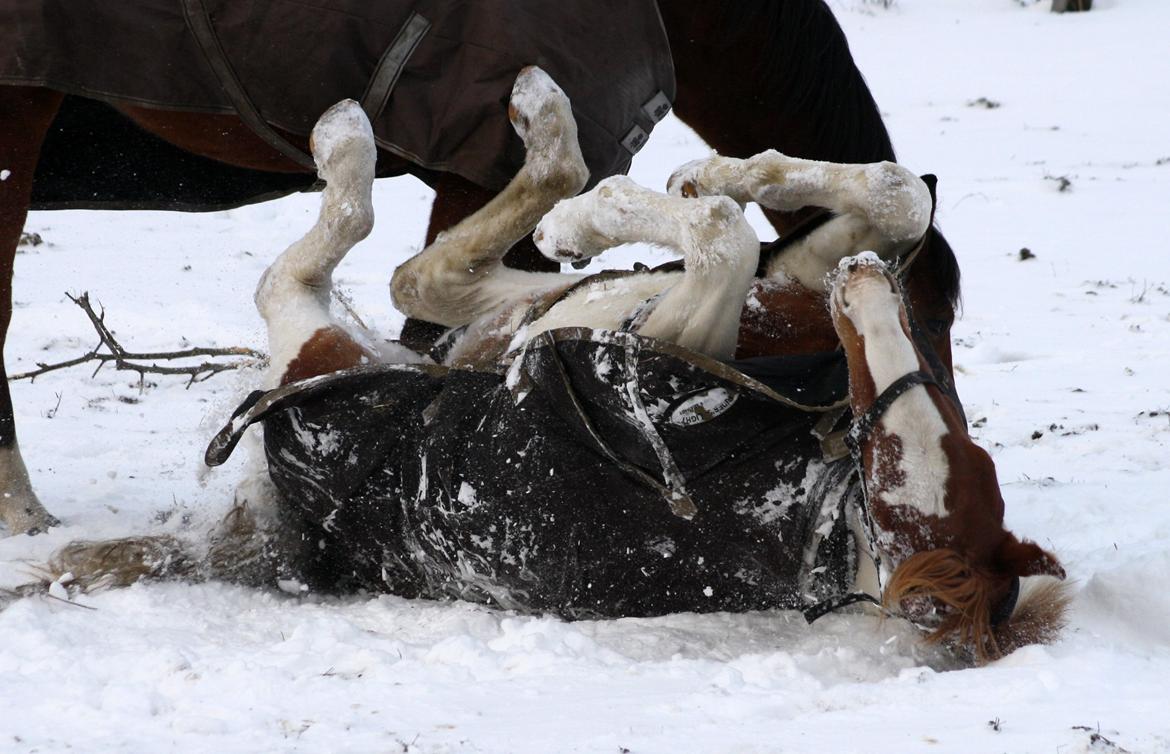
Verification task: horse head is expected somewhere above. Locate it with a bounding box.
[830,253,1069,660]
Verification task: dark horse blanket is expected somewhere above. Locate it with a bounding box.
[3,0,674,210]
[208,330,864,618]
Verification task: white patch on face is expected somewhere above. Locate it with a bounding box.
[841,272,951,520]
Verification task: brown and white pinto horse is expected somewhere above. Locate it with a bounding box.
[49,82,1063,661]
[0,1,961,536]
[240,86,1065,659]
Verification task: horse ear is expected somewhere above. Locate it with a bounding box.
[995,535,1066,580]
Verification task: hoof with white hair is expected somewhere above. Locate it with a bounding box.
[666,154,759,205]
[506,66,590,197]
[309,99,375,178]
[508,67,567,138]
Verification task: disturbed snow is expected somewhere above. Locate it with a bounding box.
[2,1,1169,752]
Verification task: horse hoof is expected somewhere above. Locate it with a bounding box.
[508,66,569,140]
[24,518,60,536]
[310,99,374,173]
[5,510,60,537]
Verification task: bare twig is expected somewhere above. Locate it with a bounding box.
[9,292,266,387]
[332,288,370,332]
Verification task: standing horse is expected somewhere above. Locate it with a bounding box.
[0,1,960,534]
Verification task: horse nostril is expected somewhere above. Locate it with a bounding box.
[681,181,698,199]
[533,230,544,244]
[848,260,859,273]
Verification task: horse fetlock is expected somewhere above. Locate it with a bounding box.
[688,196,758,268]
[667,155,750,205]
[0,499,59,536]
[324,199,375,246]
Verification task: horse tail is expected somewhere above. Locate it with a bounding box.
[44,497,298,593]
[48,535,198,591]
[882,548,1071,662]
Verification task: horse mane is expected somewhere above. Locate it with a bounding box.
[924,227,963,310]
[884,549,1071,662]
[716,1,896,164]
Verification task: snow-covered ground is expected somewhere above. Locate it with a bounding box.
[2,1,1168,751]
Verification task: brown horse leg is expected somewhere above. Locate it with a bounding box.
[390,67,588,328]
[0,86,64,534]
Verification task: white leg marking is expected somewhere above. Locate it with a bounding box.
[389,66,589,328]
[669,151,932,291]
[531,176,759,359]
[255,100,376,387]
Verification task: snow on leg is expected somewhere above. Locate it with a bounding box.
[668,151,931,291]
[534,176,760,359]
[389,66,589,328]
[254,99,378,388]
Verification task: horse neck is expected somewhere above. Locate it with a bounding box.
[659,1,897,165]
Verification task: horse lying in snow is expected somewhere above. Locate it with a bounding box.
[58,71,1069,661]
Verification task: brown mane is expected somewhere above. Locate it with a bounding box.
[885,548,1071,662]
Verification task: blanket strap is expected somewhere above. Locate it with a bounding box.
[802,591,880,624]
[539,332,697,520]
[361,13,432,123]
[181,0,317,170]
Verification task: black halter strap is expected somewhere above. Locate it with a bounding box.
[846,370,940,453]
[990,575,1021,627]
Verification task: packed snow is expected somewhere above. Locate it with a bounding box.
[2,1,1169,751]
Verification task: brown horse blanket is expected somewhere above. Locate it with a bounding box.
[3,0,674,209]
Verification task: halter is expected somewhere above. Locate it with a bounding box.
[844,369,939,456]
[805,368,1021,630]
